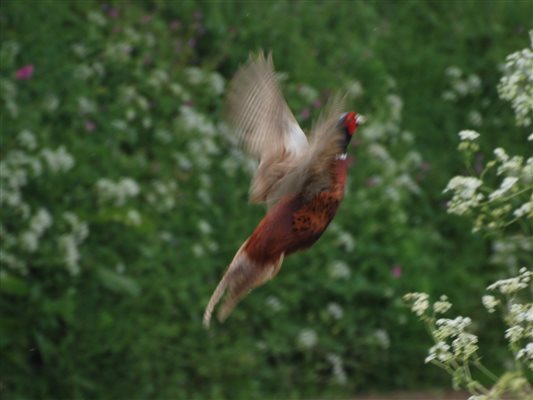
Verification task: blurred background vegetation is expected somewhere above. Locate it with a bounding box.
[0,0,531,399]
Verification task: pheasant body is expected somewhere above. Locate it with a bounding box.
[203,53,361,327]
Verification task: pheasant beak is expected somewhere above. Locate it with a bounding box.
[356,114,367,125]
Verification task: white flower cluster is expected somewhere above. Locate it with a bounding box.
[298,84,319,102]
[487,267,531,295]
[432,316,479,362]
[328,222,355,252]
[265,295,282,312]
[403,292,429,316]
[425,341,452,363]
[145,180,177,212]
[488,176,519,201]
[497,31,533,127]
[96,177,140,206]
[326,302,344,320]
[516,343,533,370]
[458,130,480,141]
[326,353,348,385]
[58,212,89,276]
[19,208,53,252]
[41,146,75,173]
[1,130,89,277]
[328,260,351,280]
[481,295,499,313]
[442,66,482,102]
[184,67,225,95]
[485,268,533,369]
[433,295,452,314]
[297,328,318,349]
[443,176,483,215]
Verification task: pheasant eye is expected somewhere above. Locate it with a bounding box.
[343,112,357,135]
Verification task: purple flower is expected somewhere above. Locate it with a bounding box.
[108,8,119,18]
[391,264,402,278]
[312,99,322,109]
[300,109,310,120]
[15,64,34,80]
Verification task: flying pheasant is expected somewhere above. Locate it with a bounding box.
[203,53,362,328]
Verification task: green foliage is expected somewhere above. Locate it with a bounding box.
[0,0,531,399]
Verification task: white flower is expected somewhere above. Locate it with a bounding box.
[78,96,97,114]
[30,208,53,236]
[346,80,363,98]
[326,302,344,320]
[514,200,533,218]
[487,275,528,295]
[425,341,452,363]
[96,178,140,206]
[125,209,142,226]
[458,130,480,141]
[41,146,75,173]
[209,72,225,95]
[328,260,351,280]
[444,176,482,198]
[482,295,500,313]
[443,176,484,215]
[494,147,509,162]
[467,110,483,127]
[179,106,216,136]
[326,353,347,385]
[298,85,318,102]
[498,155,524,176]
[434,316,472,341]
[497,37,533,127]
[516,343,533,364]
[528,133,533,141]
[445,66,462,79]
[18,130,37,150]
[192,243,204,257]
[505,326,525,343]
[404,292,429,316]
[433,295,452,314]
[489,176,519,200]
[20,231,39,252]
[297,328,318,349]
[373,329,390,349]
[451,332,479,360]
[185,67,204,85]
[266,296,282,312]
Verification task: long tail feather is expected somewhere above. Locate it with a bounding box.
[203,241,284,328]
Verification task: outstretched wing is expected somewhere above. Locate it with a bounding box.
[266,95,347,204]
[225,52,309,204]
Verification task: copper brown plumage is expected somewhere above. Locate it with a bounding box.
[203,53,362,327]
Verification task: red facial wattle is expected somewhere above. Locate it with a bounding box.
[343,112,357,135]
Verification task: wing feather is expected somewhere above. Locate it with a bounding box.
[265,95,347,205]
[225,52,308,203]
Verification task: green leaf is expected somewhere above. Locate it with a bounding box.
[97,268,140,297]
[0,274,29,296]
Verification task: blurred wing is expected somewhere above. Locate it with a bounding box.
[266,95,347,205]
[226,52,309,203]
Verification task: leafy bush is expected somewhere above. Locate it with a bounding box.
[0,1,531,399]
